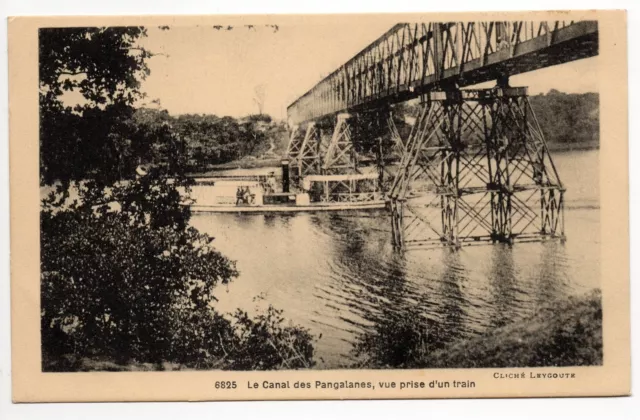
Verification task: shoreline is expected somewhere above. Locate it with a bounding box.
[189,142,599,175]
[546,141,599,152]
[46,289,603,372]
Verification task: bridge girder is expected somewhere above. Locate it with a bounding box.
[287,20,598,125]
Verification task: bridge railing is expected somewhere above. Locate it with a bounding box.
[287,20,597,124]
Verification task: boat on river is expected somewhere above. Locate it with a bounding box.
[183,171,386,213]
[189,199,387,213]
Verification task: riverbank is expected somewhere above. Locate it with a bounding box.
[424,289,602,368]
[546,141,599,152]
[46,289,602,371]
[188,157,281,176]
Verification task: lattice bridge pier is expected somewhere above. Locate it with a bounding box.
[388,86,565,250]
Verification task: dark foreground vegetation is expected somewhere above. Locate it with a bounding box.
[41,174,315,371]
[427,290,602,368]
[354,290,602,369]
[40,26,314,371]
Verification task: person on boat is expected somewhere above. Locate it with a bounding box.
[267,171,277,194]
[244,186,253,205]
[236,186,244,206]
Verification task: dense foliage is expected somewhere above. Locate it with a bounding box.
[41,175,230,366]
[41,173,315,371]
[39,27,314,371]
[529,90,599,146]
[352,305,456,369]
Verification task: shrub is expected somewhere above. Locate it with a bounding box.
[351,305,456,369]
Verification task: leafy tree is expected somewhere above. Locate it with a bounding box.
[41,176,233,365]
[41,175,316,370]
[39,27,153,185]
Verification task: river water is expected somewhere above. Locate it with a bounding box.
[190,150,600,368]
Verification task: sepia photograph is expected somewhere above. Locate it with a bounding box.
[38,19,602,373]
[8,10,629,402]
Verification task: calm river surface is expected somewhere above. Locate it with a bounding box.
[191,150,600,368]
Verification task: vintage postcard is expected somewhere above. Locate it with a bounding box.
[9,10,629,402]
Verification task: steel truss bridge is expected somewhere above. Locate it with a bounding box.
[285,20,598,249]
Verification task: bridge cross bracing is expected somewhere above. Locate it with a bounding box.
[388,88,565,249]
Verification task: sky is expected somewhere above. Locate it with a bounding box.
[135,24,599,120]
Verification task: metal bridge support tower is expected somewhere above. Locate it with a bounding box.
[322,113,358,174]
[285,115,360,180]
[286,125,304,162]
[389,87,565,249]
[296,122,322,176]
[386,113,408,160]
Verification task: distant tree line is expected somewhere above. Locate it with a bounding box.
[131,109,289,172]
[41,106,288,185]
[528,90,599,146]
